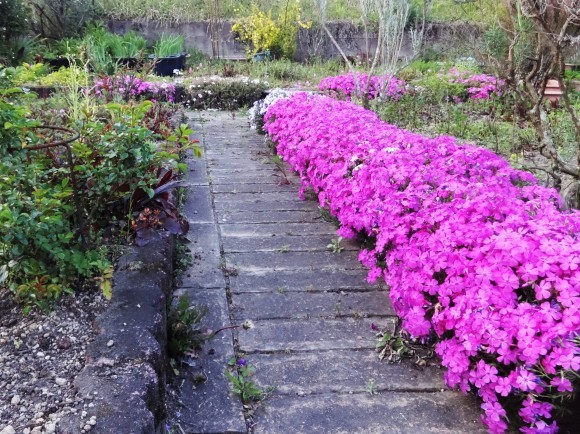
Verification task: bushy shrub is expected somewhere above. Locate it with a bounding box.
[264,93,580,434]
[0,0,30,43]
[92,75,176,102]
[29,0,102,39]
[39,66,90,86]
[183,76,267,110]
[248,88,298,132]
[318,72,407,101]
[231,2,310,59]
[0,87,108,310]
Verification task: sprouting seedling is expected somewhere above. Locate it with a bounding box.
[366,378,377,395]
[225,357,276,403]
[327,237,344,253]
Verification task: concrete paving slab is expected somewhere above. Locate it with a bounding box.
[175,366,247,434]
[231,290,394,320]
[252,392,487,434]
[217,210,323,224]
[178,223,225,290]
[212,183,299,194]
[222,234,359,253]
[225,251,363,271]
[229,269,382,293]
[213,191,304,202]
[237,317,397,353]
[249,351,445,395]
[184,156,209,186]
[182,185,215,223]
[214,199,313,212]
[220,222,338,237]
[209,173,298,185]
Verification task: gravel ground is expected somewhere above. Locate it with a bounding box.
[0,288,107,434]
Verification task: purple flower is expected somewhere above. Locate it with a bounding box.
[236,358,247,367]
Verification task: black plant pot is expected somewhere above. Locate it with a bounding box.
[149,54,186,77]
[115,57,144,70]
[47,57,70,70]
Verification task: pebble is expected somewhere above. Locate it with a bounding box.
[10,395,20,405]
[106,340,114,347]
[0,426,16,434]
[44,422,56,434]
[55,377,67,387]
[83,424,92,431]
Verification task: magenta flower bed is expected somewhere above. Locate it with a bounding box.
[443,68,505,100]
[264,93,580,434]
[318,72,407,101]
[93,75,176,102]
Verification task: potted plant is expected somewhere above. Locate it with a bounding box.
[150,34,186,76]
[83,25,115,75]
[110,31,147,69]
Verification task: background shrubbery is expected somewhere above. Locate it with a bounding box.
[183,76,267,110]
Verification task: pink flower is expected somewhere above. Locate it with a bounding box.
[263,93,580,434]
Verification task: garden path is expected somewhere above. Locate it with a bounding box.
[174,111,487,433]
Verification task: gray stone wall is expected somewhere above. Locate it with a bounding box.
[106,19,480,61]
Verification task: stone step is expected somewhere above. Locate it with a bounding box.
[251,392,487,434]
[237,317,397,353]
[231,290,394,320]
[248,350,445,395]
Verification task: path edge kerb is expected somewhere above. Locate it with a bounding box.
[59,232,174,434]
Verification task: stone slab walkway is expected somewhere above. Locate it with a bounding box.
[174,111,487,434]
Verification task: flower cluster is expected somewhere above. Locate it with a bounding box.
[264,93,580,434]
[444,68,505,100]
[318,72,407,101]
[183,76,267,110]
[248,88,298,131]
[93,75,175,102]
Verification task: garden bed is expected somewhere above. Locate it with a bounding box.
[264,92,580,434]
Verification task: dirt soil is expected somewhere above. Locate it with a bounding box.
[0,288,107,434]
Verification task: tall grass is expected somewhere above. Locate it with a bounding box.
[100,0,501,24]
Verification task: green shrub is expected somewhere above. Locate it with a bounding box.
[414,73,467,103]
[0,87,108,311]
[0,74,188,310]
[0,0,30,43]
[0,0,34,66]
[0,63,48,85]
[231,2,310,59]
[39,66,90,87]
[29,0,102,39]
[83,24,115,75]
[184,76,268,110]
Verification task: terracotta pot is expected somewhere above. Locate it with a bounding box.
[544,79,563,103]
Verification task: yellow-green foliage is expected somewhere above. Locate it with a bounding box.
[232,1,310,59]
[39,66,90,87]
[0,63,48,85]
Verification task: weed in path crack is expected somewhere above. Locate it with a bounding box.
[373,319,435,367]
[327,237,344,253]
